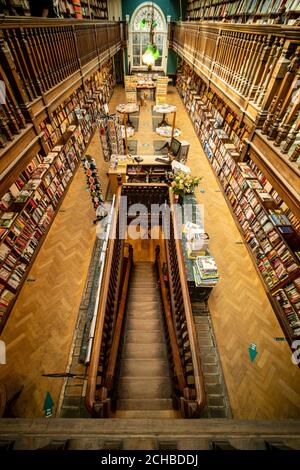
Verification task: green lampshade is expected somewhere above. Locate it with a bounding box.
[152,45,160,60]
[147,45,159,60]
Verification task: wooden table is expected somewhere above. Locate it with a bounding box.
[136,82,156,101]
[116,103,139,129]
[153,104,177,127]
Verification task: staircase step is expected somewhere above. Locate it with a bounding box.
[118,377,172,399]
[119,359,170,377]
[113,410,179,419]
[124,343,168,359]
[126,319,162,330]
[117,398,173,411]
[130,280,157,290]
[130,284,157,292]
[129,297,158,303]
[126,330,165,344]
[129,311,162,320]
[128,301,159,310]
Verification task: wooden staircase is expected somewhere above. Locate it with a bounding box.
[115,262,179,418]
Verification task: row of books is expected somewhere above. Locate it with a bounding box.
[177,65,249,153]
[0,1,108,19]
[0,59,116,327]
[177,61,300,339]
[177,62,297,230]
[247,159,300,235]
[187,0,300,21]
[273,277,300,336]
[211,141,299,289]
[98,115,124,162]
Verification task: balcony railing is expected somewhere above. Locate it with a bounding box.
[168,21,300,163]
[0,17,127,148]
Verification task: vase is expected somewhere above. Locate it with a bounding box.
[174,194,183,205]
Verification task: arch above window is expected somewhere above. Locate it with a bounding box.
[132,2,166,33]
[129,2,167,72]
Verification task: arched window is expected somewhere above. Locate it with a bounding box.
[129,2,167,72]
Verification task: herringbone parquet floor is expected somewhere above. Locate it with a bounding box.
[0,85,299,419]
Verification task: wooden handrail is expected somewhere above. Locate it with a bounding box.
[168,188,206,412]
[169,21,300,133]
[85,186,122,416]
[0,18,126,154]
[155,246,187,392]
[103,245,133,392]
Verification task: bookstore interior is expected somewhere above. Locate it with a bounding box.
[0,0,300,453]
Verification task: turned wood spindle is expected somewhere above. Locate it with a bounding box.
[289,143,300,162]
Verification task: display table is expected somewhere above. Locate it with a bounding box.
[116,103,139,129]
[108,154,171,193]
[153,104,177,127]
[136,79,156,101]
[178,194,217,303]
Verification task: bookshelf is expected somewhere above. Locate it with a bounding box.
[186,0,300,25]
[176,61,300,343]
[0,59,115,331]
[98,114,124,162]
[81,1,108,19]
[0,1,108,19]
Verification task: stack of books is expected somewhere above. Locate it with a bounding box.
[183,221,209,258]
[193,255,219,287]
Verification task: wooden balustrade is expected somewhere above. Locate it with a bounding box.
[169,21,300,154]
[155,245,189,412]
[162,189,206,417]
[86,187,125,417]
[122,183,168,221]
[86,183,205,418]
[96,244,133,418]
[0,17,126,147]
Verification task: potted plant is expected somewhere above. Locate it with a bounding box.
[171,172,202,204]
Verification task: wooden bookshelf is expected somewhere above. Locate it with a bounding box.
[176,61,300,344]
[81,1,108,20]
[186,0,300,25]
[0,59,115,331]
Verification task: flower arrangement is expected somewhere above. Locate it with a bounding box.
[171,172,202,199]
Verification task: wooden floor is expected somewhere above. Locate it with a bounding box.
[0,85,299,419]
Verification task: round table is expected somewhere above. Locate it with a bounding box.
[153,104,177,128]
[116,103,139,129]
